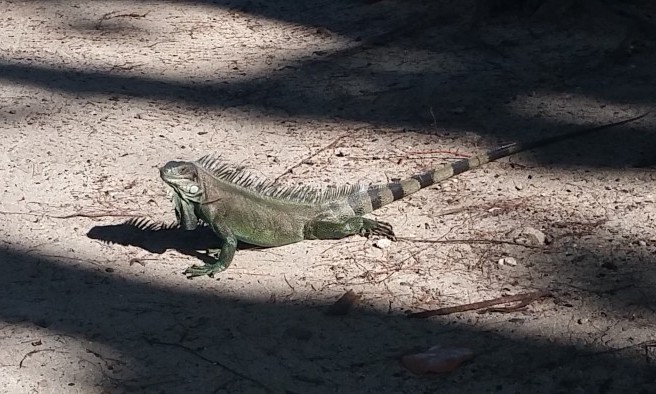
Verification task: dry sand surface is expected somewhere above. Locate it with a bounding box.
[1,0,656,392]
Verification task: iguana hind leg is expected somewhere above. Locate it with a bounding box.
[184,223,237,278]
[305,216,395,240]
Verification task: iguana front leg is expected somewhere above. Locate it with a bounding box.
[305,215,396,240]
[184,222,237,278]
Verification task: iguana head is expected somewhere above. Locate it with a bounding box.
[160,161,203,230]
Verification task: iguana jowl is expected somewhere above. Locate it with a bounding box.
[160,113,646,278]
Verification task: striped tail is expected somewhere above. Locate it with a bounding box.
[354,112,648,213]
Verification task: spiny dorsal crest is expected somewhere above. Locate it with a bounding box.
[196,154,366,204]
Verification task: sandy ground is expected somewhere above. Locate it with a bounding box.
[1,0,656,392]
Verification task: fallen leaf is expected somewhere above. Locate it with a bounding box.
[401,345,474,375]
[325,289,360,316]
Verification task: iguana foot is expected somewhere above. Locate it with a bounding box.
[184,261,229,278]
[206,248,221,258]
[305,215,396,241]
[361,219,396,241]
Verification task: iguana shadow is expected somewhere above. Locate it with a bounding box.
[87,218,259,263]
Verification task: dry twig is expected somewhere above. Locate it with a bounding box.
[144,337,275,393]
[19,349,63,368]
[52,211,141,219]
[0,210,42,217]
[399,236,539,248]
[273,134,347,183]
[96,11,150,29]
[409,290,551,318]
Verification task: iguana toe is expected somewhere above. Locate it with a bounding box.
[361,220,396,241]
[206,248,222,258]
[184,262,229,278]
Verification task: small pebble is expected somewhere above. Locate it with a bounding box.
[373,238,392,249]
[522,227,546,246]
[498,257,518,267]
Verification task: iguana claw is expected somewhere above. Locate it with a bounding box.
[184,262,229,278]
[361,220,396,241]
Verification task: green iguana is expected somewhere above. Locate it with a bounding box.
[160,113,647,278]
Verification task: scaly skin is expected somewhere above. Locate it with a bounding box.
[160,113,648,278]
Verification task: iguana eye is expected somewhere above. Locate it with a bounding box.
[189,185,199,194]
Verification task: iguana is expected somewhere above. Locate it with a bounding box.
[160,113,647,278]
